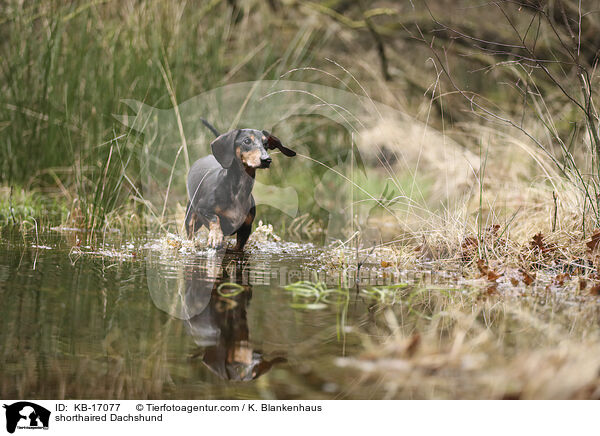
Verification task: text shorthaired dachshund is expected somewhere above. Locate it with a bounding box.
[185,120,295,250]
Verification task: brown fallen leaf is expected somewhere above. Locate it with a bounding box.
[476,258,487,274]
[485,283,498,295]
[579,278,587,291]
[487,224,500,235]
[553,273,571,286]
[487,269,502,281]
[461,237,478,261]
[531,232,544,250]
[414,236,433,259]
[586,230,600,252]
[530,232,555,254]
[463,237,478,248]
[589,284,600,296]
[510,277,519,287]
[520,269,536,286]
[476,259,502,281]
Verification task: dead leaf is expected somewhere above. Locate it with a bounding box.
[487,269,502,281]
[476,259,488,274]
[590,284,600,296]
[462,237,478,248]
[461,237,478,261]
[476,259,502,281]
[487,224,501,235]
[553,273,570,286]
[520,270,535,286]
[485,283,498,295]
[531,232,544,250]
[586,230,600,252]
[530,232,555,254]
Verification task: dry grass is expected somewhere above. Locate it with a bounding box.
[338,287,600,399]
[3,0,600,400]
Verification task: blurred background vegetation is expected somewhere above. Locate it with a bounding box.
[1,0,599,239]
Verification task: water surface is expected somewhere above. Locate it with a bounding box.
[0,230,398,399]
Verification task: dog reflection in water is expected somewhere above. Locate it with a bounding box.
[183,258,285,381]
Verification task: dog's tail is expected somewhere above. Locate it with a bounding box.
[201,118,220,138]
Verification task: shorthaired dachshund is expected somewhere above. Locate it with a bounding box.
[183,258,286,380]
[185,120,295,250]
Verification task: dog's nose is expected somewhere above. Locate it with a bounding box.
[261,157,272,168]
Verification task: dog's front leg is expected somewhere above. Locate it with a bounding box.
[207,215,224,249]
[185,202,201,238]
[233,204,255,252]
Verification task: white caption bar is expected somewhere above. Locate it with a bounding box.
[0,400,595,436]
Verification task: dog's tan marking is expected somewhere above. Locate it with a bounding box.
[228,342,253,365]
[241,149,261,168]
[207,218,224,248]
[215,205,237,221]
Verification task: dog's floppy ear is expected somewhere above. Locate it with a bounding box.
[262,130,296,157]
[211,130,238,168]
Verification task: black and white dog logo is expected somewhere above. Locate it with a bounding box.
[3,402,50,434]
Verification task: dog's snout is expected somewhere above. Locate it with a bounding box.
[260,157,272,168]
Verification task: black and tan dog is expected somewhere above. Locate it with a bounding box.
[183,258,286,381]
[185,121,295,250]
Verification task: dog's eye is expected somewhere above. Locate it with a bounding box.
[243,138,251,145]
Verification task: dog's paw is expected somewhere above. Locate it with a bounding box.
[207,224,224,249]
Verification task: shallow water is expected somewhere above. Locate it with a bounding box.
[0,229,404,400]
[4,229,600,399]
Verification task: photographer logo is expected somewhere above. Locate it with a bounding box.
[3,402,50,433]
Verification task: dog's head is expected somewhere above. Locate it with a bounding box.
[211,129,295,169]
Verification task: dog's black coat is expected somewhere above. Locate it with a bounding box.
[185,123,295,250]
